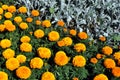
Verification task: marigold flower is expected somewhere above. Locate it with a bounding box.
[2,4,8,10]
[4,20,13,25]
[90,58,98,64]
[14,16,22,23]
[93,74,108,80]
[7,5,16,13]
[37,47,51,59]
[19,22,28,30]
[54,51,69,66]
[99,36,106,42]
[4,12,12,19]
[6,58,20,71]
[18,6,27,13]
[57,40,65,47]
[30,57,43,69]
[42,20,51,28]
[20,36,30,43]
[34,29,44,38]
[0,24,6,32]
[31,10,39,16]
[2,48,15,59]
[70,29,77,36]
[62,37,73,46]
[0,39,11,49]
[113,52,120,60]
[72,77,79,80]
[78,32,88,39]
[16,55,26,63]
[41,72,55,80]
[57,20,65,27]
[63,28,68,32]
[0,71,8,80]
[20,42,32,52]
[72,55,86,67]
[16,66,31,79]
[5,24,16,32]
[26,17,33,23]
[104,58,116,69]
[48,31,60,41]
[112,67,120,77]
[0,8,3,14]
[74,43,86,52]
[102,46,113,55]
[96,53,103,59]
[36,20,41,25]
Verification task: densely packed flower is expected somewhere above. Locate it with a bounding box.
[0,71,8,80]
[41,72,56,80]
[93,74,108,80]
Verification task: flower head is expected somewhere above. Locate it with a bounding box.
[104,58,116,69]
[57,20,65,27]
[34,29,44,38]
[26,17,33,23]
[18,6,27,13]
[42,20,51,28]
[2,4,8,10]
[113,52,120,60]
[5,24,16,32]
[62,37,72,46]
[41,72,55,80]
[93,74,108,80]
[102,46,113,55]
[7,5,16,13]
[31,10,39,16]
[0,24,6,32]
[0,71,8,80]
[78,32,88,39]
[20,42,32,52]
[36,20,41,25]
[70,29,77,36]
[16,55,26,63]
[4,12,12,19]
[14,16,22,23]
[0,8,3,14]
[112,67,120,77]
[99,36,106,42]
[90,58,98,64]
[48,31,60,41]
[19,22,28,30]
[20,36,30,43]
[74,43,86,52]
[0,39,11,49]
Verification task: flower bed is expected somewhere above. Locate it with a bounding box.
[0,4,120,80]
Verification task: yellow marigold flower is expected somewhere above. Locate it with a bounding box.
[41,72,55,80]
[48,31,60,41]
[54,51,69,66]
[0,71,8,80]
[4,12,12,19]
[99,36,106,42]
[5,24,16,32]
[112,67,120,77]
[37,47,51,59]
[7,5,16,13]
[70,29,77,36]
[2,4,8,10]
[6,58,20,71]
[0,8,3,14]
[42,20,51,28]
[72,55,86,67]
[14,16,22,23]
[0,24,6,32]
[0,15,2,20]
[73,77,79,80]
[18,6,27,13]
[104,58,116,69]
[20,42,32,52]
[4,20,13,25]
[62,37,73,46]
[16,55,26,63]
[34,29,44,38]
[16,66,31,79]
[36,20,41,25]
[74,43,86,52]
[57,20,65,27]
[57,40,65,47]
[30,57,43,69]
[19,22,28,30]
[31,10,39,16]
[0,39,11,49]
[78,32,88,39]
[2,48,15,59]
[20,36,30,43]
[93,74,108,80]
[90,58,98,64]
[26,17,33,23]
[113,52,120,60]
[102,46,113,55]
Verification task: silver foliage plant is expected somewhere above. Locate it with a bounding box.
[15,0,120,44]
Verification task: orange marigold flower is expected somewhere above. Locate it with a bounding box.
[41,72,55,80]
[2,48,15,59]
[16,54,26,63]
[102,46,113,55]
[72,55,86,67]
[4,20,13,25]
[2,4,8,10]
[74,43,86,52]
[31,10,39,16]
[54,51,69,66]
[113,52,120,60]
[99,36,106,42]
[57,40,65,47]
[57,20,65,27]
[0,8,3,14]
[34,29,44,38]
[4,12,12,19]
[93,74,108,80]
[78,32,88,39]
[104,58,116,69]
[90,58,98,64]
[96,53,103,59]
[20,42,32,52]
[48,31,60,41]
[26,17,33,23]
[112,67,120,77]
[14,16,22,23]
[5,24,16,32]
[62,37,73,46]
[16,66,31,79]
[20,36,31,43]
[7,5,16,13]
[0,71,8,80]
[6,58,20,71]
[19,22,28,30]
[70,29,77,36]
[30,57,43,69]
[73,77,79,80]
[0,39,11,49]
[18,6,27,13]
[36,20,41,25]
[0,24,6,32]
[37,47,51,59]
[42,20,51,28]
